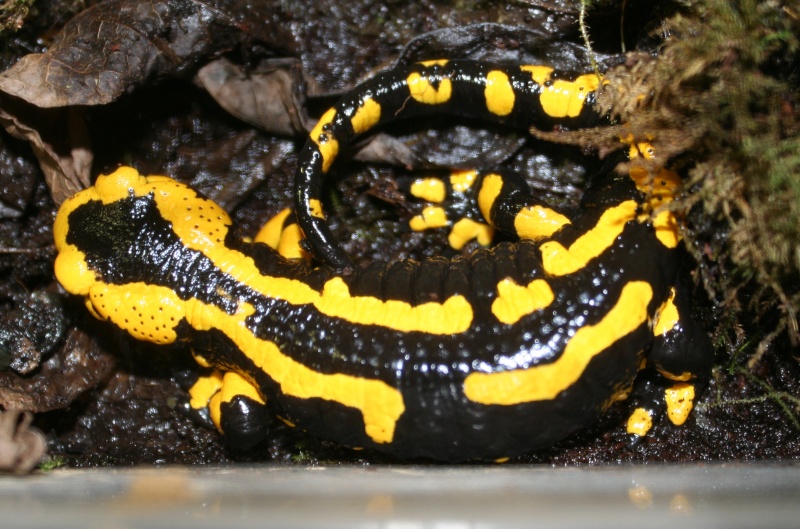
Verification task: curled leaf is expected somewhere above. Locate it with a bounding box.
[197,57,311,136]
[0,0,274,107]
[0,0,298,203]
[0,410,46,475]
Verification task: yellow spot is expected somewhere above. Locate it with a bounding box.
[477,173,503,222]
[629,141,656,160]
[206,370,266,434]
[192,352,211,368]
[419,59,448,67]
[209,390,223,430]
[410,178,446,203]
[449,169,478,192]
[220,370,266,406]
[605,383,633,407]
[309,107,339,173]
[494,457,510,464]
[626,407,654,437]
[664,382,695,426]
[409,206,448,231]
[188,372,223,411]
[351,97,381,134]
[53,245,98,298]
[628,165,680,206]
[277,223,310,261]
[514,205,571,240]
[484,70,515,116]
[53,167,153,297]
[317,277,472,334]
[539,73,601,118]
[540,200,638,276]
[254,208,292,249]
[653,209,680,248]
[407,66,452,105]
[653,287,679,336]
[629,165,682,248]
[448,218,494,250]
[520,65,553,85]
[491,278,554,325]
[464,281,653,405]
[254,211,310,261]
[308,198,325,219]
[92,165,149,202]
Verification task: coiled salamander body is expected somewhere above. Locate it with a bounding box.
[53,60,712,461]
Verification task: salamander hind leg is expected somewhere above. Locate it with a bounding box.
[404,168,574,249]
[403,169,494,250]
[184,367,270,450]
[626,276,713,442]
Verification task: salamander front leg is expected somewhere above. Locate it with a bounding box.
[185,368,270,450]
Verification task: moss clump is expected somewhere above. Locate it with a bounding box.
[593,0,800,350]
[0,0,35,33]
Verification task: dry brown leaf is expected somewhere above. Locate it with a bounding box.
[197,57,311,136]
[0,410,46,475]
[0,0,298,203]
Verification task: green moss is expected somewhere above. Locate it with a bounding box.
[590,0,800,353]
[0,0,34,34]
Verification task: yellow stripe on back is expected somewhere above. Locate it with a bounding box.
[463,281,653,405]
[540,200,638,276]
[61,169,475,337]
[88,275,407,444]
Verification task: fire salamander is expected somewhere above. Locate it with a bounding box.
[53,59,713,461]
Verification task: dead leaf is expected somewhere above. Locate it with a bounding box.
[0,97,91,205]
[0,0,298,202]
[0,0,294,107]
[197,57,312,136]
[0,410,46,475]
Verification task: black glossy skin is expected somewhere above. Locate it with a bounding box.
[54,60,714,461]
[62,173,677,460]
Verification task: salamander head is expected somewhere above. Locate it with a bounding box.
[54,166,152,297]
[53,167,240,344]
